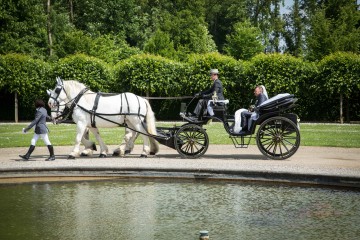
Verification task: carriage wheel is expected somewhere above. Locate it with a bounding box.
[256,116,300,160]
[174,124,209,158]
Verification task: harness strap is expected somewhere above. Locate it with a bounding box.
[125,93,130,113]
[91,93,101,128]
[136,95,141,116]
[120,93,123,114]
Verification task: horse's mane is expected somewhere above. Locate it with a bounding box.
[63,80,94,95]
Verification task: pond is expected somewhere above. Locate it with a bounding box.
[0,179,359,239]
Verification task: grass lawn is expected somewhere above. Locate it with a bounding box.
[0,122,359,148]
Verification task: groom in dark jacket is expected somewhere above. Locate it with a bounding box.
[192,69,224,118]
[19,99,55,161]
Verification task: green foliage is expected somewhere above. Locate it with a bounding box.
[56,31,141,64]
[166,9,217,55]
[52,54,112,92]
[224,20,264,60]
[205,0,248,51]
[113,54,188,119]
[306,3,360,61]
[315,52,360,121]
[0,0,48,59]
[144,30,177,60]
[283,0,304,57]
[0,54,52,119]
[318,52,360,97]
[113,54,186,95]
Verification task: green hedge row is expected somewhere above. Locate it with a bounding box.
[1,52,359,121]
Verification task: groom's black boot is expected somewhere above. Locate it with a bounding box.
[45,145,55,161]
[19,145,35,161]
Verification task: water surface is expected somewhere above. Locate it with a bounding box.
[0,179,359,239]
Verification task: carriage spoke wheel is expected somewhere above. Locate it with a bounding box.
[256,116,300,160]
[174,124,209,158]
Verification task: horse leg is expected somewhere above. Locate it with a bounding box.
[88,127,108,158]
[129,119,151,158]
[139,134,151,158]
[80,128,97,157]
[113,127,137,157]
[125,130,138,155]
[149,137,159,155]
[69,123,87,159]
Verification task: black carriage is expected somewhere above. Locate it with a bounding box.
[154,93,301,160]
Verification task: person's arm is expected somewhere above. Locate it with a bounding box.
[256,94,267,106]
[201,81,218,98]
[24,110,42,132]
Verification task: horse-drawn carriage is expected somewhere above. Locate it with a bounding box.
[48,78,300,160]
[156,94,300,160]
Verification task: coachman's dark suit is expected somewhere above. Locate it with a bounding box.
[194,78,224,117]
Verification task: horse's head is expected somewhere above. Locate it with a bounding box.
[49,99,67,123]
[47,77,69,120]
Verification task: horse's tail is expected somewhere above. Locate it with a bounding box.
[144,99,157,136]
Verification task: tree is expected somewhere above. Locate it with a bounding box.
[224,20,264,60]
[205,0,248,51]
[305,0,360,61]
[0,0,48,58]
[318,52,360,123]
[283,0,304,57]
[144,30,177,60]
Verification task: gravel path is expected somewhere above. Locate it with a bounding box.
[1,145,359,188]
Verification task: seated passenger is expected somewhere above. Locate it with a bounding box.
[233,85,268,133]
[191,69,224,118]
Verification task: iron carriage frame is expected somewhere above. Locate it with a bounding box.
[154,94,301,160]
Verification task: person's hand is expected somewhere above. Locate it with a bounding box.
[22,128,27,134]
[248,105,255,112]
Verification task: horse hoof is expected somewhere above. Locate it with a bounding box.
[99,154,107,158]
[112,152,120,156]
[140,154,147,158]
[124,150,131,155]
[150,152,156,155]
[80,153,88,157]
[68,155,76,160]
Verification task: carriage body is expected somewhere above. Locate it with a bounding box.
[166,93,301,160]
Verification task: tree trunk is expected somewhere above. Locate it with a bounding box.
[339,93,343,124]
[69,0,74,23]
[346,97,349,123]
[47,0,53,56]
[15,92,18,123]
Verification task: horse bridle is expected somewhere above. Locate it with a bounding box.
[49,80,88,121]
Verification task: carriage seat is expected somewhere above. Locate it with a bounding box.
[211,99,229,119]
[239,94,297,131]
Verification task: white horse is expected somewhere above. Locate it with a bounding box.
[47,78,159,158]
[50,100,140,157]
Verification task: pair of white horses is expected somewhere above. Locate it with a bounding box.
[47,78,159,159]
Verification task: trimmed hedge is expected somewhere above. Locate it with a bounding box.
[316,52,360,121]
[112,54,188,119]
[0,54,52,120]
[51,53,113,92]
[1,52,359,121]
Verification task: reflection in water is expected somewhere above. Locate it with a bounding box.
[0,180,359,239]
